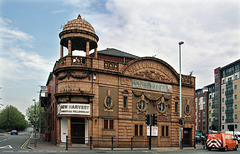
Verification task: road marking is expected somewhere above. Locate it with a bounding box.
[3,139,7,141]
[21,132,33,149]
[0,145,12,149]
[2,150,14,152]
[19,150,30,152]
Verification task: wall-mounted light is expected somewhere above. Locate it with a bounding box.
[93,73,96,80]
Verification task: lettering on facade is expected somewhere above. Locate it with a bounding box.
[126,61,174,83]
[132,79,172,93]
[57,103,90,115]
[127,62,154,73]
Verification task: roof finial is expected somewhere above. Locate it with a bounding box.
[77,14,82,19]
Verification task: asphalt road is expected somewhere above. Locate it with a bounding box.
[0,127,32,153]
[1,128,239,154]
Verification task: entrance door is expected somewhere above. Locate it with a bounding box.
[183,128,192,146]
[61,118,68,142]
[71,117,85,144]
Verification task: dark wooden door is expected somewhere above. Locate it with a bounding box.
[183,128,191,146]
[71,118,85,144]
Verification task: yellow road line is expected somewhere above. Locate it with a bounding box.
[21,132,33,149]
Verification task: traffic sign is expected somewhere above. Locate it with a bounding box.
[179,119,183,125]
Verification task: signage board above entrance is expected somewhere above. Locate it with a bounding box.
[57,103,90,115]
[132,79,172,93]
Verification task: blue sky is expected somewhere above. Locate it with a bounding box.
[0,0,240,116]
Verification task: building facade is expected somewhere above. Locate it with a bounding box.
[217,60,240,132]
[44,14,196,147]
[195,59,240,134]
[195,88,209,135]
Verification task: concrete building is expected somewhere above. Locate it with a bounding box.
[43,14,196,147]
[195,87,209,135]
[216,60,240,132]
[195,59,240,134]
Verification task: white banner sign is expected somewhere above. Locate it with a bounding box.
[147,126,158,136]
[57,103,90,115]
[132,79,172,93]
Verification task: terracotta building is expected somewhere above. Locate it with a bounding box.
[44,14,196,147]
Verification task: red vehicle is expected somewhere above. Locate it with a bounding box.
[206,131,238,151]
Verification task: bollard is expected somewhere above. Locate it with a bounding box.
[90,136,92,150]
[131,137,133,150]
[66,136,68,150]
[194,138,196,149]
[111,137,114,150]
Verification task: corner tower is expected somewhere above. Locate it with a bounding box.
[59,14,99,58]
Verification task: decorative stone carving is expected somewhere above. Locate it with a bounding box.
[123,59,178,83]
[58,71,89,80]
[120,77,130,86]
[132,90,170,102]
[182,74,193,86]
[134,70,170,82]
[104,60,119,71]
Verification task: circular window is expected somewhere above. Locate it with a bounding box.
[106,96,112,107]
[158,103,165,112]
[138,100,146,110]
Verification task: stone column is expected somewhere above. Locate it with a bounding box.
[56,118,60,144]
[86,41,89,57]
[68,39,72,56]
[60,45,63,58]
[68,117,71,145]
[94,48,97,58]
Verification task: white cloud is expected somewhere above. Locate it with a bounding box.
[0,18,34,48]
[61,0,240,88]
[0,18,53,83]
[0,17,54,115]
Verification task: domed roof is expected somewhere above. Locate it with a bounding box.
[63,14,96,34]
[59,14,99,51]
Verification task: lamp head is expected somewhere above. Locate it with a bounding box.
[179,41,184,45]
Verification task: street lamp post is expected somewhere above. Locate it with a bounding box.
[179,41,184,149]
[32,99,37,147]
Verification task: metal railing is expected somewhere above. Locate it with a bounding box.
[65,136,197,151]
[66,136,150,150]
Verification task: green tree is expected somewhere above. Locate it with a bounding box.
[0,105,28,131]
[26,103,45,129]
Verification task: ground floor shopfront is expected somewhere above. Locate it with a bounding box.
[55,115,194,147]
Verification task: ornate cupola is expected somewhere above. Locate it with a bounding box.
[59,14,99,58]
